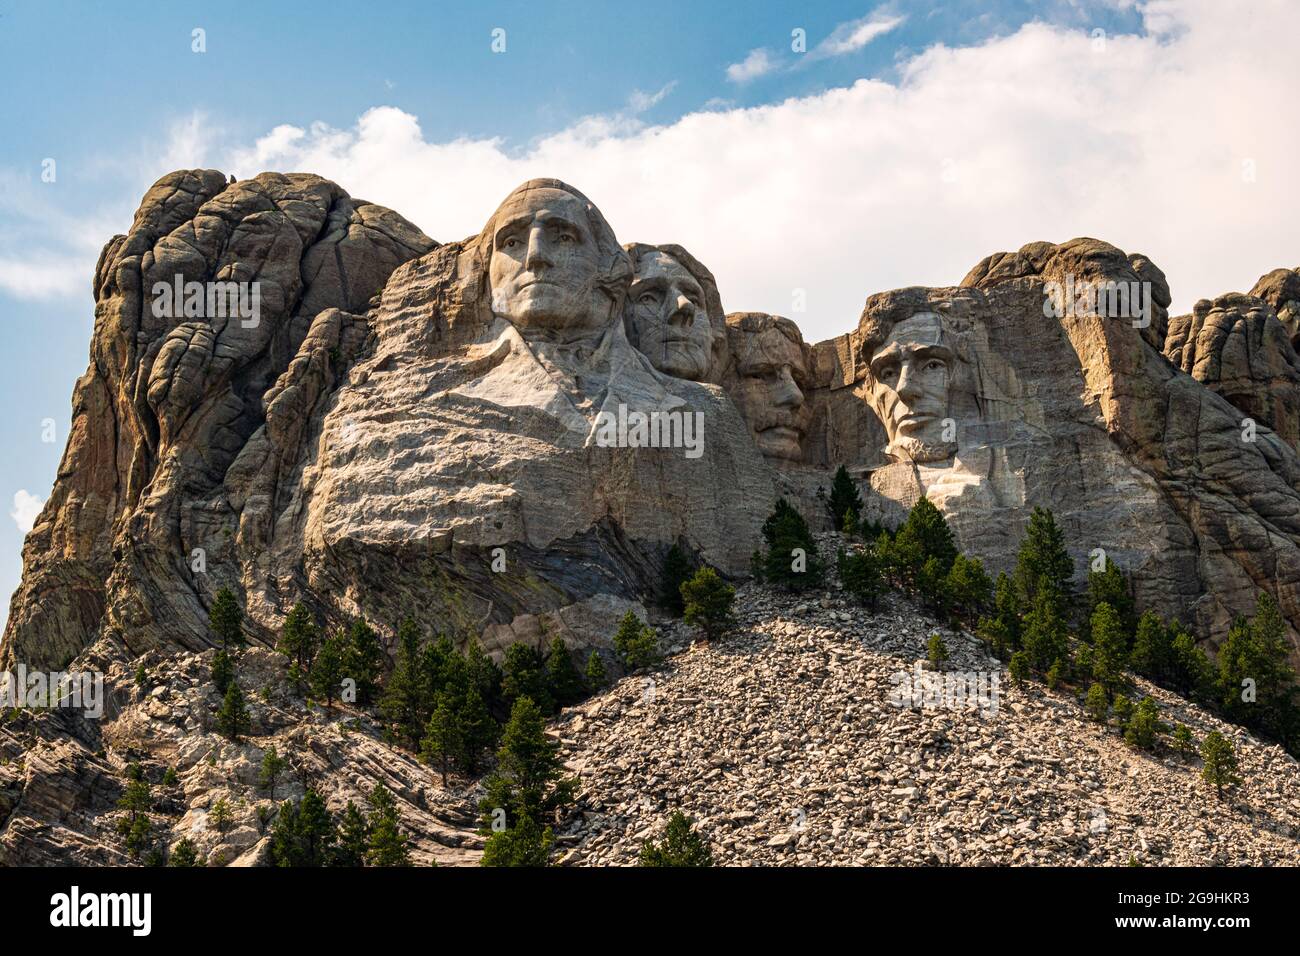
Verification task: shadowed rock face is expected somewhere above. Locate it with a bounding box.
[1250,267,1300,348]
[7,179,1300,674]
[721,312,813,464]
[2,171,435,671]
[1165,293,1300,452]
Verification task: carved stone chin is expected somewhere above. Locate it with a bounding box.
[887,435,957,464]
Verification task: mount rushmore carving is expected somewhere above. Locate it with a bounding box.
[7,171,1300,674]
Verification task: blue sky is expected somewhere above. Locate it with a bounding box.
[3,0,1295,626]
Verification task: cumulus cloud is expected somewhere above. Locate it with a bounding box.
[15,0,1296,347]
[208,0,1299,342]
[10,490,43,534]
[726,48,778,84]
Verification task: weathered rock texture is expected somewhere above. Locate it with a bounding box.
[804,239,1300,651]
[8,179,1300,681]
[1165,293,1300,451]
[4,171,434,671]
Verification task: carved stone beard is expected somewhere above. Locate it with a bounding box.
[887,434,957,464]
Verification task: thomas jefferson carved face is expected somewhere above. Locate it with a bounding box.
[727,317,810,461]
[627,251,713,380]
[868,312,956,463]
[488,186,606,333]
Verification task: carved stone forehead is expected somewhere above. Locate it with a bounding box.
[735,326,807,373]
[634,251,701,289]
[491,186,592,233]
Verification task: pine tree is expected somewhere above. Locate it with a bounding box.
[1045,658,1064,690]
[258,746,285,800]
[502,642,554,714]
[297,788,337,866]
[381,617,429,750]
[917,556,951,617]
[209,797,232,833]
[480,697,577,833]
[1200,731,1242,796]
[760,498,824,590]
[209,587,245,650]
[1087,557,1135,642]
[211,649,234,696]
[660,544,694,616]
[463,639,502,705]
[841,506,859,537]
[1129,610,1172,682]
[545,636,586,708]
[1085,682,1109,722]
[1013,507,1072,612]
[216,681,250,741]
[892,497,958,586]
[168,838,201,867]
[116,763,153,861]
[1008,651,1030,687]
[838,546,884,608]
[611,611,660,670]
[1218,592,1300,747]
[331,801,370,867]
[366,785,411,866]
[638,811,713,867]
[1090,601,1128,692]
[585,650,608,692]
[343,618,383,706]
[457,685,498,775]
[310,632,346,706]
[977,572,1022,660]
[1170,624,1215,701]
[421,692,462,786]
[1172,723,1195,758]
[1022,586,1069,673]
[480,813,554,867]
[277,602,319,677]
[927,633,949,670]
[827,465,863,530]
[945,553,993,619]
[681,567,736,642]
[1112,694,1134,729]
[1123,696,1165,751]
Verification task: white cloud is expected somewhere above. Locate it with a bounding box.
[814,10,906,58]
[628,82,678,113]
[10,491,44,534]
[0,255,90,301]
[726,48,777,84]
[207,0,1300,343]
[12,0,1298,348]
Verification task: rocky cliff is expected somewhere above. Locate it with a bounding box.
[8,172,1300,676]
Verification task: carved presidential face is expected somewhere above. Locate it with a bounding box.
[729,323,810,461]
[627,251,713,380]
[488,186,606,333]
[868,312,955,462]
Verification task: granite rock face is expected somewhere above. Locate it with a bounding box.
[7,178,1300,678]
[2,171,435,670]
[1165,292,1300,452]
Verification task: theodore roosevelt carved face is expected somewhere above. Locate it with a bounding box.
[723,313,810,462]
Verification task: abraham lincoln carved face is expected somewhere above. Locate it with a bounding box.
[867,312,957,463]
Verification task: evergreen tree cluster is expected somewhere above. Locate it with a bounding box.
[269,784,413,867]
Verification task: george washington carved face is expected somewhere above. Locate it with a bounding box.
[485,183,624,337]
[867,312,956,463]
